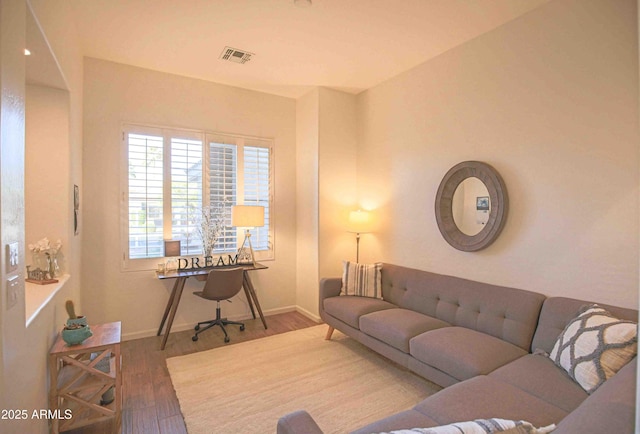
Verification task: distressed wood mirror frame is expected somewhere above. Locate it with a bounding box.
[435,161,508,251]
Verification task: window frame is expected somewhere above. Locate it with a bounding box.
[120,123,275,272]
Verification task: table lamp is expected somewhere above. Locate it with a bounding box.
[232,205,265,266]
[164,240,181,272]
[348,210,371,263]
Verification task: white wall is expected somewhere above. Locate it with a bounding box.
[357,0,639,308]
[82,58,298,339]
[294,87,358,318]
[295,89,320,318]
[25,85,70,270]
[318,88,359,280]
[0,1,83,433]
[29,0,84,305]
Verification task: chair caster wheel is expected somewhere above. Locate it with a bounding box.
[195,325,200,331]
[224,336,230,343]
[192,335,198,342]
[240,325,245,331]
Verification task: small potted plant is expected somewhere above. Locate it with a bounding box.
[65,300,87,327]
[61,300,91,345]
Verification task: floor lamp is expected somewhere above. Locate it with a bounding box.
[348,210,371,263]
[232,205,265,266]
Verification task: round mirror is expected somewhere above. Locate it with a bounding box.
[435,161,508,251]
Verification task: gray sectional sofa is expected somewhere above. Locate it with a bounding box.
[277,263,638,434]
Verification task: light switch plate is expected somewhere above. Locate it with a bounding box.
[6,242,18,272]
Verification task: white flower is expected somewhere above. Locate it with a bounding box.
[28,237,62,254]
[51,239,62,254]
[38,238,51,252]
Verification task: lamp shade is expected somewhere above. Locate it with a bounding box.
[232,205,265,228]
[348,210,371,233]
[164,240,181,257]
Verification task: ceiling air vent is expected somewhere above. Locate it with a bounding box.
[219,46,253,64]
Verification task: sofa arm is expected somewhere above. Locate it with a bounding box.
[277,410,324,434]
[319,278,342,313]
[320,277,342,299]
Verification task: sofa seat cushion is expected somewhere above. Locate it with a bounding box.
[414,375,568,428]
[359,309,450,353]
[489,354,587,412]
[410,327,527,381]
[323,296,396,329]
[552,358,637,434]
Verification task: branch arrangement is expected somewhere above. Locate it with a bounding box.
[196,201,229,257]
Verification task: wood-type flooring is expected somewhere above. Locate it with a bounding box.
[65,311,318,434]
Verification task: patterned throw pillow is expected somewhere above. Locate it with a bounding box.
[341,261,382,299]
[378,418,556,434]
[549,304,637,393]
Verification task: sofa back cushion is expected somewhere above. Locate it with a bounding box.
[531,297,639,354]
[381,264,546,350]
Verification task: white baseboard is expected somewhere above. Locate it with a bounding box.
[295,305,321,323]
[122,305,318,341]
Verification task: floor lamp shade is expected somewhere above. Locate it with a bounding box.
[349,210,370,232]
[232,205,265,228]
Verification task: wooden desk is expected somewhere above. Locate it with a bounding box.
[156,263,268,350]
[48,322,122,433]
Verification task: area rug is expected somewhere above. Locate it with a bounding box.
[166,325,440,434]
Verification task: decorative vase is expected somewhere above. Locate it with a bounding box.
[202,242,211,258]
[47,254,60,278]
[165,257,178,272]
[32,252,43,271]
[53,254,61,276]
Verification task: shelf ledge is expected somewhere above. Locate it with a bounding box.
[26,274,70,327]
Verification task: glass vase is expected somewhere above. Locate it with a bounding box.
[47,254,61,278]
[32,252,43,271]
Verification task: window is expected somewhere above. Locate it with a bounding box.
[122,124,273,270]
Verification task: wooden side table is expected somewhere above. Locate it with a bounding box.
[48,321,122,434]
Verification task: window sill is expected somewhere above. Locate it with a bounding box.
[25,274,70,327]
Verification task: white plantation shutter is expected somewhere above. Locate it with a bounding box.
[207,134,237,253]
[170,137,203,256]
[127,132,164,259]
[243,141,271,251]
[123,125,274,269]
